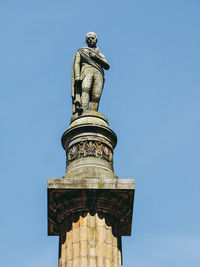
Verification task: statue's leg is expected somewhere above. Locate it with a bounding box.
[90,72,103,111]
[81,74,93,111]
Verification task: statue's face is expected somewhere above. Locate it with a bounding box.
[86,33,97,48]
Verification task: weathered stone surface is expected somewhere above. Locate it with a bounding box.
[61,111,117,180]
[59,214,122,267]
[48,177,135,190]
[48,178,134,237]
[71,32,110,114]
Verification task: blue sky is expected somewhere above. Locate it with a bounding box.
[1,0,200,266]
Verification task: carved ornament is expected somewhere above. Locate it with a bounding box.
[67,140,113,164]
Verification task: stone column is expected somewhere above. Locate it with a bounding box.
[58,214,122,267]
[47,111,135,267]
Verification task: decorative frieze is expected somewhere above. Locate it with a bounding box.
[66,141,113,164]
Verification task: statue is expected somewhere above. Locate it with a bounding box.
[71,32,110,114]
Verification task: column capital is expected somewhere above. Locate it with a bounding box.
[48,178,135,237]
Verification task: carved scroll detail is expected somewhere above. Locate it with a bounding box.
[67,141,113,164]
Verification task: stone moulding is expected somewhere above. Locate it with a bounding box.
[61,124,117,151]
[48,178,135,237]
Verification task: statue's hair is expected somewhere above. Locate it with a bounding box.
[86,32,98,42]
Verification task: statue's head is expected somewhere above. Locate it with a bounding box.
[86,32,98,48]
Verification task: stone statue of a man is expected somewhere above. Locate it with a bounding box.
[71,32,110,114]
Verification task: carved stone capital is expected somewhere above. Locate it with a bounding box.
[48,178,135,237]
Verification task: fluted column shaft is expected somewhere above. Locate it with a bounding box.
[59,213,122,267]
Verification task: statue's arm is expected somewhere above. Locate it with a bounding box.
[90,52,110,70]
[99,54,110,70]
[74,52,81,80]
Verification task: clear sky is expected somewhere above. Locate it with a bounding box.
[1,0,200,266]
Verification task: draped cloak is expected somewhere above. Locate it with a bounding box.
[71,47,104,114]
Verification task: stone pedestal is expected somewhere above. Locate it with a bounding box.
[47,111,135,266]
[62,110,117,180]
